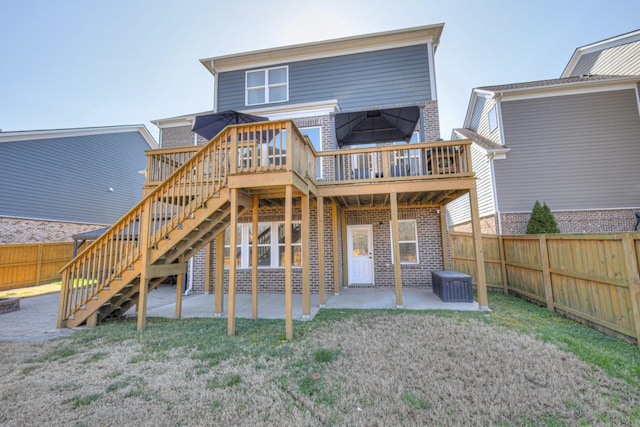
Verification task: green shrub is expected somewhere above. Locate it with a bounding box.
[526,201,560,234]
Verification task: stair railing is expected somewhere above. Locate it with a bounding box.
[57,120,305,327]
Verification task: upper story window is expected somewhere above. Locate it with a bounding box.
[246,66,289,106]
[488,106,498,132]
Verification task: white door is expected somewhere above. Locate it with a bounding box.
[347,225,374,285]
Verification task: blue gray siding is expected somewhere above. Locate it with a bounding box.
[570,40,640,77]
[218,44,432,111]
[0,131,149,224]
[495,89,640,212]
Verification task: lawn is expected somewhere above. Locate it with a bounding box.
[1,291,639,426]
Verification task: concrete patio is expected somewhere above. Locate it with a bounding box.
[0,284,480,342]
[141,285,480,321]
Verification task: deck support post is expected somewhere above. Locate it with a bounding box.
[251,194,259,319]
[214,232,224,316]
[175,256,184,319]
[227,188,238,335]
[332,202,340,295]
[204,242,212,294]
[341,208,348,290]
[302,192,310,318]
[285,185,293,339]
[440,204,450,270]
[317,196,326,306]
[469,185,489,310]
[137,198,153,331]
[390,191,403,308]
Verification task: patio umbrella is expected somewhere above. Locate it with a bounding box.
[191,110,269,140]
[335,106,420,147]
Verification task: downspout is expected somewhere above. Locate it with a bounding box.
[489,153,503,235]
[183,126,199,296]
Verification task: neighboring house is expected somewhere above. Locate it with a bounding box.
[448,29,640,234]
[58,24,490,336]
[0,125,157,243]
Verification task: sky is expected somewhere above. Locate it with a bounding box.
[1,0,639,143]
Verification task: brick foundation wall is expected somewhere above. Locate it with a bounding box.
[0,217,107,244]
[449,215,498,234]
[189,205,442,294]
[450,209,640,235]
[501,209,640,234]
[346,207,443,288]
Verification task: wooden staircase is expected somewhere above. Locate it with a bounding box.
[57,127,251,328]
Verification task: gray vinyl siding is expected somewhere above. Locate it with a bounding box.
[495,89,640,212]
[468,95,502,144]
[446,142,495,225]
[217,44,432,111]
[0,132,149,224]
[570,40,640,77]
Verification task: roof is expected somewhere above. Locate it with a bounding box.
[453,128,508,153]
[200,23,444,75]
[0,124,157,149]
[477,74,636,94]
[562,28,640,78]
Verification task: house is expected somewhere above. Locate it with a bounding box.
[448,29,640,234]
[57,24,489,338]
[0,125,157,244]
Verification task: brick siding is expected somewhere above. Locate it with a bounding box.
[450,209,640,234]
[159,125,195,148]
[0,217,107,244]
[423,100,441,141]
[189,205,442,294]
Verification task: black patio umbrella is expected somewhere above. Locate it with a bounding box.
[334,106,420,147]
[191,110,269,140]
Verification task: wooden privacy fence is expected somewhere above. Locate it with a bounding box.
[450,232,640,344]
[0,242,74,291]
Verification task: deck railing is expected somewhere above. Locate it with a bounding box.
[59,120,314,326]
[315,140,472,184]
[146,128,471,188]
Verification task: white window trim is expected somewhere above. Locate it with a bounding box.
[225,221,301,269]
[245,66,289,106]
[390,219,419,265]
[488,106,498,132]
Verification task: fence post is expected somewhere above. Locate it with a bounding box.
[35,243,43,286]
[539,235,555,311]
[622,234,640,347]
[498,235,508,294]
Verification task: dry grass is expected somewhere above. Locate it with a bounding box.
[0,312,637,426]
[0,282,61,299]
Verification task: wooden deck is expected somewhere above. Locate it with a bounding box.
[58,119,488,340]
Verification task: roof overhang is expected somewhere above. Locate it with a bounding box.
[561,29,640,78]
[152,99,340,129]
[476,76,639,102]
[0,125,158,149]
[200,23,444,75]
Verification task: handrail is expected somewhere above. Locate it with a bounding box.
[316,140,472,183]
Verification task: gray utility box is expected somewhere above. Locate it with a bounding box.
[431,270,473,303]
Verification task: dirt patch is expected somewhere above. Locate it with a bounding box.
[0,314,636,426]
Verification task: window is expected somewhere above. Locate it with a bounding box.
[390,220,419,264]
[488,106,498,132]
[225,221,301,269]
[223,224,242,268]
[246,66,288,106]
